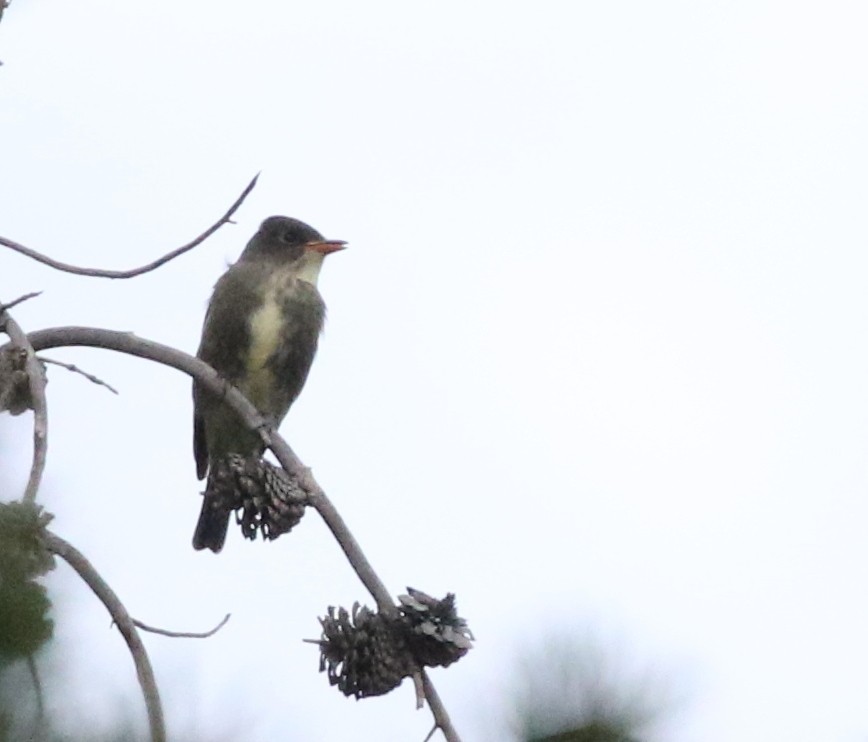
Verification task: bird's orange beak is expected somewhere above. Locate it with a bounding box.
[306,239,347,255]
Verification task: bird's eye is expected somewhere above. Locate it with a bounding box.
[281,230,298,243]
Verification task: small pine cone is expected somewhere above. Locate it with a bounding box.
[253,461,307,540]
[0,347,39,416]
[208,455,307,542]
[316,603,418,698]
[398,588,474,668]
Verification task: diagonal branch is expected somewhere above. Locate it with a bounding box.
[38,356,119,394]
[422,670,460,741]
[20,325,461,742]
[0,174,258,279]
[2,291,42,311]
[1,301,48,504]
[23,326,395,610]
[43,530,166,742]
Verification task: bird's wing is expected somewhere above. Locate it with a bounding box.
[193,262,267,479]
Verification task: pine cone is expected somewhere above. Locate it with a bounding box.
[398,588,474,668]
[0,346,40,416]
[316,604,418,698]
[314,589,474,699]
[208,455,307,542]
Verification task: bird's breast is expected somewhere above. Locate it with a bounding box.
[241,270,324,414]
[245,273,294,409]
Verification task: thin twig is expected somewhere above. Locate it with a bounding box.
[412,671,426,709]
[0,291,42,312]
[39,356,119,394]
[0,174,258,279]
[132,613,230,639]
[43,530,166,742]
[1,302,48,504]
[20,326,462,742]
[26,654,45,722]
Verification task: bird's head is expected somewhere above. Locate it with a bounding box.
[240,215,347,284]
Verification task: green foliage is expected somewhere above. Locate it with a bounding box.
[0,579,52,663]
[0,501,55,580]
[512,635,664,742]
[529,719,638,742]
[0,501,55,664]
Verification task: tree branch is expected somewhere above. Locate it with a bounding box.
[20,325,461,741]
[38,356,119,394]
[1,301,48,504]
[422,670,460,741]
[23,326,396,608]
[133,613,230,639]
[0,174,258,279]
[42,530,166,742]
[1,291,42,311]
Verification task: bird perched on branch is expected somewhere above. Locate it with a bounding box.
[192,216,346,552]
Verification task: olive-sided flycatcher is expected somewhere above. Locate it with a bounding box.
[192,216,346,552]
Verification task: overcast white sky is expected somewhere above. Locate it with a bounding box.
[3,1,868,740]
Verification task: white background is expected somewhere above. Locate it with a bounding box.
[2,2,868,740]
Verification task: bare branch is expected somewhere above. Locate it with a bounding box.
[43,530,166,742]
[0,174,258,279]
[39,356,119,394]
[21,325,462,741]
[422,670,460,742]
[133,613,230,639]
[0,291,42,312]
[1,302,48,504]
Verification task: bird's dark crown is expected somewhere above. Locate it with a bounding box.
[240,216,324,261]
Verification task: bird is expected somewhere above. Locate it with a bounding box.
[192,215,346,552]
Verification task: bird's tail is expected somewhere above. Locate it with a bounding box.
[192,482,231,553]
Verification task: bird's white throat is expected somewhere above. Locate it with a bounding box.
[297,251,325,286]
